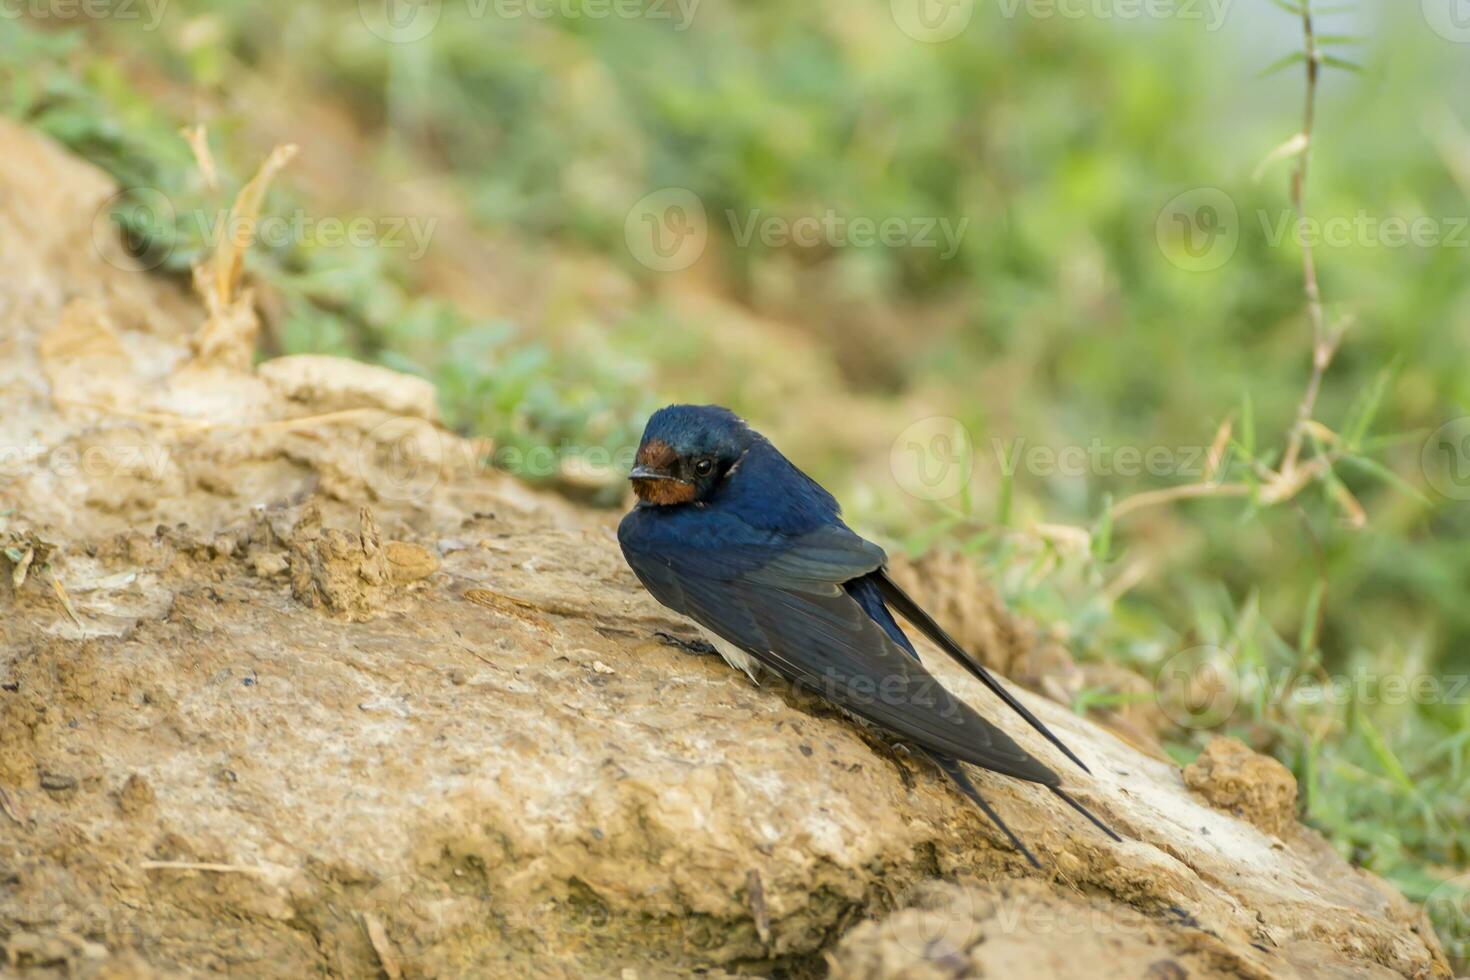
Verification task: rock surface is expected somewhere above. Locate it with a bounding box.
[1183,737,1300,839]
[0,121,1454,978]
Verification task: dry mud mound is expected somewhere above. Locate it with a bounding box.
[0,122,1452,979]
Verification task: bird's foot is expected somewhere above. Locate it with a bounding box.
[654,631,718,656]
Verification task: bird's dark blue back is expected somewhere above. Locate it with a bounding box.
[711,437,842,534]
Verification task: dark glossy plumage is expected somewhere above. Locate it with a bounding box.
[618,405,1119,864]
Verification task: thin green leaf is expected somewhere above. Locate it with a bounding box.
[996,465,1013,528]
[1301,732,1320,815]
[1339,454,1432,506]
[1320,55,1363,73]
[1297,579,1324,662]
[1258,51,1306,79]
[1357,430,1432,454]
[1356,714,1417,796]
[1240,392,1256,458]
[1092,494,1113,562]
[1340,365,1395,450]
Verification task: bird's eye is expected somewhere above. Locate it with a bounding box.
[694,457,714,476]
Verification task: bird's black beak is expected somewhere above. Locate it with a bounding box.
[628,464,683,483]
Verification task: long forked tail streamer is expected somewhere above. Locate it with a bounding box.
[1050,787,1124,843]
[877,571,1093,776]
[928,752,1041,869]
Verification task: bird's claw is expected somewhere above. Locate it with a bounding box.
[653,631,717,655]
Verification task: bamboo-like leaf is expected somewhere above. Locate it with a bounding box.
[1320,55,1363,74]
[1258,51,1306,79]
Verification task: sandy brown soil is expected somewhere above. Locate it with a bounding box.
[0,121,1453,979]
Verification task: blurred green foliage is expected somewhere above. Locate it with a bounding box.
[2,0,1466,960]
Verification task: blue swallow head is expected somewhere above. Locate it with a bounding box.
[629,404,755,506]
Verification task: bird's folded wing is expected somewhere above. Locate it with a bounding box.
[622,515,1057,785]
[873,570,1092,775]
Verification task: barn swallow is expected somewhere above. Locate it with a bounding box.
[618,405,1120,866]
